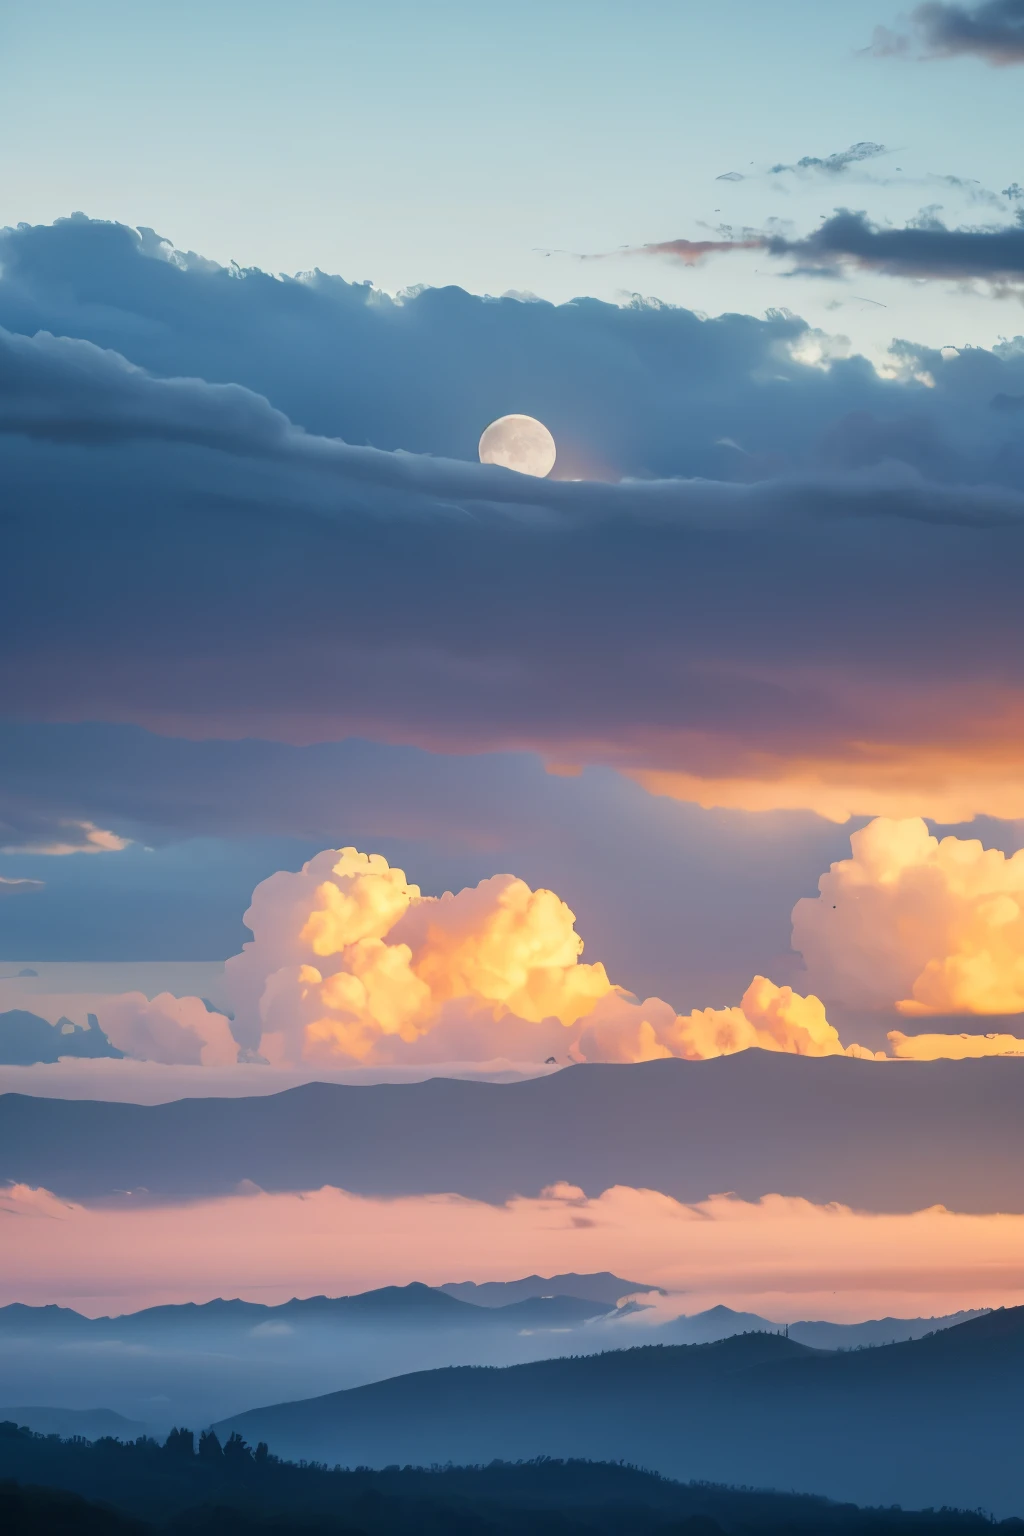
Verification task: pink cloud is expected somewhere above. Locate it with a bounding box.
[5,1180,1024,1323]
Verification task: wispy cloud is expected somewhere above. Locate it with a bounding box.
[0,820,131,856]
[0,875,45,896]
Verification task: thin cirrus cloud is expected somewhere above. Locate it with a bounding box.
[870,1,1024,65]
[0,875,44,896]
[5,1178,1024,1320]
[7,321,1024,823]
[0,819,130,856]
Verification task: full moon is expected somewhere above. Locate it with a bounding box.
[478,414,557,478]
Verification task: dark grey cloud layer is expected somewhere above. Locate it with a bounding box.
[5,218,1024,846]
[872,1,1024,64]
[2,314,1024,799]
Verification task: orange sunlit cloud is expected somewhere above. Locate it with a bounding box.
[793,817,1024,1016]
[5,1180,1024,1323]
[14,838,1024,1068]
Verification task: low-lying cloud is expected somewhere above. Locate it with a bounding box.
[4,1178,1023,1322]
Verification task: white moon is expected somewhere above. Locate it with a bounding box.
[478,414,557,477]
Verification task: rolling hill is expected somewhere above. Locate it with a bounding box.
[216,1308,1024,1516]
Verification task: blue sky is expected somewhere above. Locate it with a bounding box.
[4,0,1023,356]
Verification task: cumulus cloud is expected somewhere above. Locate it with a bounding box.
[6,842,1020,1065]
[94,992,239,1067]
[871,1,1024,65]
[0,819,130,856]
[793,816,1024,1016]
[577,976,881,1064]
[222,847,878,1066]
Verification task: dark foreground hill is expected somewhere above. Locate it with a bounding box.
[2,1424,1023,1535]
[216,1308,1024,1516]
[5,1054,1024,1209]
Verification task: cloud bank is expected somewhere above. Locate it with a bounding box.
[5,1179,1023,1321]
[6,286,1024,822]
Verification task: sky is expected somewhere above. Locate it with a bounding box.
[5,0,1024,1323]
[3,1,1024,357]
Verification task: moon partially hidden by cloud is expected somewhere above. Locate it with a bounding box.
[478,414,557,477]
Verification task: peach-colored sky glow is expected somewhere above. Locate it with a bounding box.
[5,1180,1024,1323]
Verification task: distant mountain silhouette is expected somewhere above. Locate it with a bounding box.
[0,1405,146,1440]
[0,1287,979,1351]
[6,1055,1024,1210]
[441,1271,659,1306]
[0,1282,614,1340]
[216,1307,1024,1515]
[657,1303,989,1348]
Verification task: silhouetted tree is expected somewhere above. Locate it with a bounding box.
[163,1427,194,1459]
[222,1432,252,1465]
[254,1441,270,1467]
[197,1429,222,1462]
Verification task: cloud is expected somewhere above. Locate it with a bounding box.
[9,220,1024,822]
[4,1179,1024,1322]
[888,1028,1024,1056]
[871,1,1024,65]
[94,992,240,1067]
[768,143,889,177]
[0,876,44,895]
[793,817,1024,1015]
[631,210,1024,288]
[5,840,1022,1065]
[576,976,881,1063]
[215,844,889,1067]
[765,209,1024,284]
[0,819,130,856]
[581,237,762,266]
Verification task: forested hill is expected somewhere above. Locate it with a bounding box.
[217,1309,1024,1515]
[2,1422,1023,1536]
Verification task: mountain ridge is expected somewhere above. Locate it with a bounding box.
[6,1054,1024,1210]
